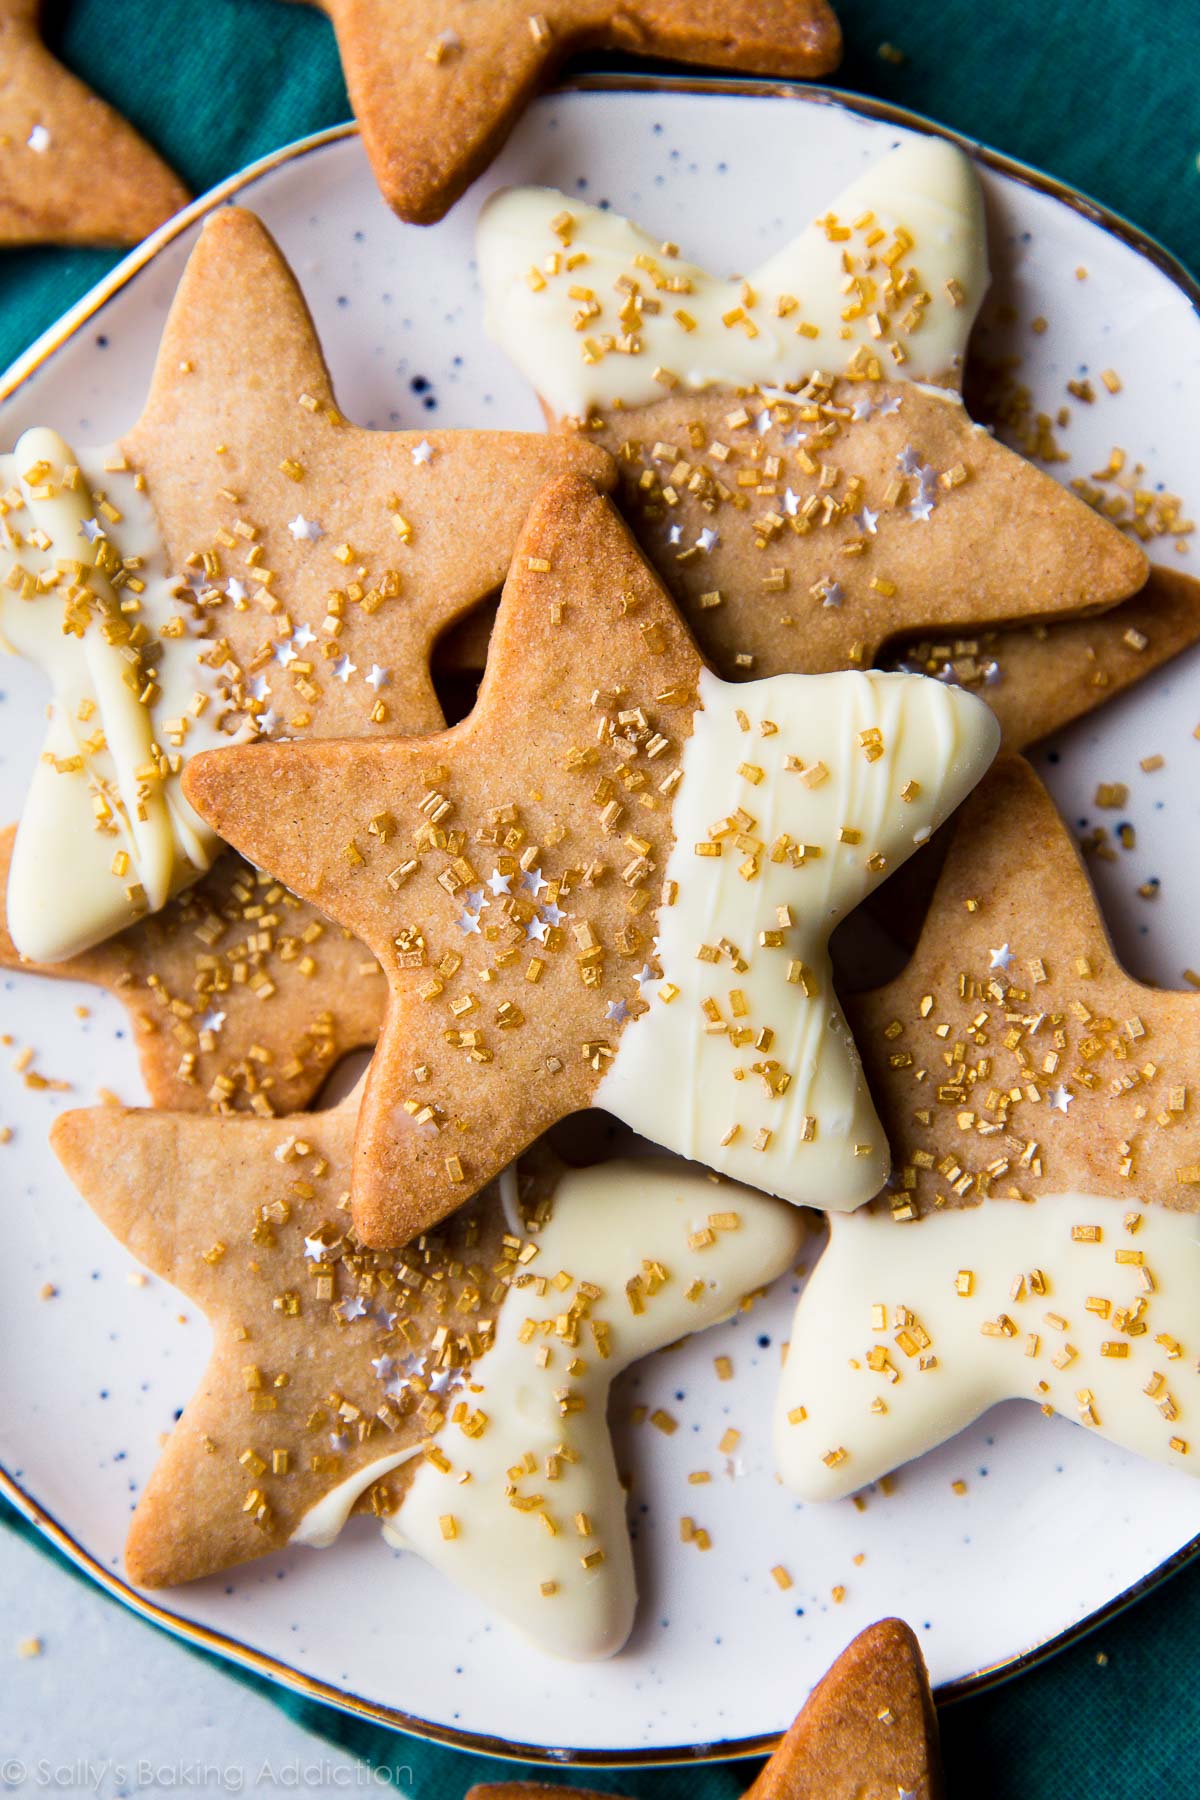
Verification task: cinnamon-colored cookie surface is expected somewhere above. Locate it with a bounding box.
[301,0,840,224]
[0,0,187,246]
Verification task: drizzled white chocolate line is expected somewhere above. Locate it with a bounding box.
[776,1191,1200,1499]
[0,427,229,960]
[294,1158,804,1659]
[478,135,988,418]
[597,669,999,1212]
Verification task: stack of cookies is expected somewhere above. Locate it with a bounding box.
[2,9,1196,1776]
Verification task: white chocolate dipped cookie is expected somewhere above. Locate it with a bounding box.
[51,1093,803,1660]
[776,757,1200,1499]
[183,474,999,1249]
[477,136,1146,683]
[0,205,612,962]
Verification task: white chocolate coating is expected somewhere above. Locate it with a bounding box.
[777,1192,1200,1499]
[0,428,229,961]
[596,668,999,1211]
[478,136,988,418]
[290,1448,422,1549]
[292,1158,804,1659]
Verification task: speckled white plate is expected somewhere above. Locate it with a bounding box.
[1,80,1198,1763]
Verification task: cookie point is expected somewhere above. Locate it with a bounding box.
[124,1515,174,1590]
[201,203,260,244]
[179,747,222,818]
[856,1616,924,1661]
[47,1107,86,1162]
[519,468,615,542]
[180,743,262,841]
[885,131,976,189]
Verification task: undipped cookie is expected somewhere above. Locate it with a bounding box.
[885,565,1200,753]
[185,472,998,1246]
[470,1618,941,1796]
[0,206,612,962]
[51,1094,802,1658]
[0,0,187,246]
[437,564,1200,757]
[851,565,1200,957]
[297,0,841,225]
[776,755,1200,1499]
[477,135,1147,679]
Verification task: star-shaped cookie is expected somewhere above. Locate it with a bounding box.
[471,1619,941,1799]
[776,755,1200,1500]
[884,564,1200,753]
[0,827,383,1113]
[436,565,1200,757]
[52,1096,802,1658]
[185,471,999,1246]
[0,0,188,246]
[0,205,612,963]
[298,0,841,225]
[477,136,1147,680]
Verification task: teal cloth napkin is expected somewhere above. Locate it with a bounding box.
[2,1,1198,1794]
